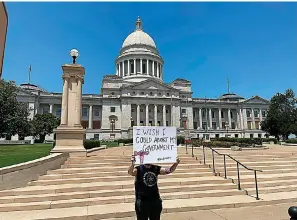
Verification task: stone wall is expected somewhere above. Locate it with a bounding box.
[0,153,68,191]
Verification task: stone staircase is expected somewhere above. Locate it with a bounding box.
[0,145,297,220]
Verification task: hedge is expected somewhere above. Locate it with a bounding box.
[117,138,133,144]
[201,141,251,148]
[210,137,262,146]
[177,136,185,145]
[84,140,100,150]
[262,138,278,144]
[285,139,297,144]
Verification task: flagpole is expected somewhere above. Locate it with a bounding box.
[28,65,32,85]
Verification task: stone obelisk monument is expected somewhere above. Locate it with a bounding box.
[51,49,86,156]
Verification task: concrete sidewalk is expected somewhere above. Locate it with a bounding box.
[109,203,291,220]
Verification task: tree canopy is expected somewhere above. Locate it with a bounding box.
[261,88,297,140]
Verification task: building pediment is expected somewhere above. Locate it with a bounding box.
[122,78,178,92]
[16,87,37,97]
[242,95,269,104]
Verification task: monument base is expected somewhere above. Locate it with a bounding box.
[51,126,86,157]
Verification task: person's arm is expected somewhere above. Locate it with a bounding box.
[128,155,137,176]
[160,156,180,175]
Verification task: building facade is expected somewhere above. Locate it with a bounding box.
[16,17,269,141]
[0,2,8,78]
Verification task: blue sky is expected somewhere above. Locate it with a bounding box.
[2,2,297,100]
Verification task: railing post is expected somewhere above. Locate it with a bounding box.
[289,206,297,220]
[186,142,188,154]
[212,150,215,174]
[202,145,206,165]
[223,154,227,179]
[237,162,241,190]
[191,143,194,157]
[254,170,260,200]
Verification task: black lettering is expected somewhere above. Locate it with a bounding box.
[162,128,166,136]
[136,129,140,135]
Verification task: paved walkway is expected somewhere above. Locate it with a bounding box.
[109,203,291,220]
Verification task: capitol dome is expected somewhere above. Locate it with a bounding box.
[122,23,156,48]
[115,17,164,83]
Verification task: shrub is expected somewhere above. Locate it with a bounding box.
[177,136,185,145]
[285,139,297,144]
[211,137,262,146]
[84,140,100,150]
[117,138,133,144]
[202,141,251,148]
[262,138,277,144]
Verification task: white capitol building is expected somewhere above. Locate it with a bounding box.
[17,17,269,141]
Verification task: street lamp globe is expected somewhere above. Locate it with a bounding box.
[70,49,79,64]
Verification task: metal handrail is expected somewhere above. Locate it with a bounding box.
[193,144,263,200]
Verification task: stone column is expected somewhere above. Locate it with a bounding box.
[228,109,231,129]
[157,63,160,78]
[259,109,262,129]
[152,61,155,76]
[128,60,130,76]
[218,108,222,129]
[154,105,158,126]
[243,108,248,129]
[239,108,243,130]
[122,62,124,76]
[137,104,140,126]
[119,63,121,77]
[146,104,149,126]
[140,59,143,74]
[88,105,93,129]
[75,78,82,126]
[209,108,212,130]
[251,108,255,129]
[116,64,118,76]
[171,105,174,126]
[236,110,240,129]
[134,59,136,75]
[199,108,202,129]
[49,104,53,114]
[147,60,149,75]
[60,78,69,125]
[163,105,166,126]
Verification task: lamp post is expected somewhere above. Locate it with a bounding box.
[70,49,79,64]
[111,119,115,133]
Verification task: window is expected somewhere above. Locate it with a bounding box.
[110,107,116,112]
[258,134,262,138]
[132,108,135,112]
[235,134,239,138]
[158,121,161,126]
[93,107,100,117]
[133,91,136,95]
[140,121,144,125]
[194,122,198,129]
[149,121,152,126]
[158,92,161,96]
[149,109,152,113]
[182,109,186,114]
[141,92,145,95]
[166,121,169,126]
[212,111,215,118]
[56,108,61,117]
[212,122,216,129]
[150,92,153,96]
[193,111,196,118]
[166,93,170,97]
[247,110,251,117]
[142,63,146,74]
[231,122,235,129]
[82,107,88,117]
[43,107,49,114]
[262,110,266,117]
[131,62,134,74]
[111,92,115,96]
[131,120,134,127]
[202,110,205,118]
[230,112,233,119]
[254,110,259,118]
[221,111,224,118]
[157,109,160,113]
[202,122,207,130]
[215,134,220,138]
[250,134,254,138]
[93,121,101,129]
[94,134,99,140]
[247,121,252,129]
[166,109,169,114]
[140,109,144,112]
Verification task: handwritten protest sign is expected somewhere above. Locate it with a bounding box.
[133,126,177,164]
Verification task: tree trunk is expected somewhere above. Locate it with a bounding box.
[40,134,46,143]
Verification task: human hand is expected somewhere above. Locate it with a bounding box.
[176,156,180,164]
[131,155,136,164]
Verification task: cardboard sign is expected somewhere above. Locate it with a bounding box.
[133,126,177,164]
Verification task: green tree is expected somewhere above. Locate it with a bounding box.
[0,79,31,139]
[261,89,297,140]
[31,113,60,143]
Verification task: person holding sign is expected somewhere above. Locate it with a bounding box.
[128,154,180,220]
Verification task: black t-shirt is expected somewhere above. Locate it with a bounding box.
[135,164,161,200]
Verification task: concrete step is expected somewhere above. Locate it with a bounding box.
[2,191,297,220]
[0,189,246,211]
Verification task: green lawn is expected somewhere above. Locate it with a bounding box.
[0,144,54,168]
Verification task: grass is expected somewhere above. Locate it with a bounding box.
[0,144,54,168]
[101,141,119,148]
